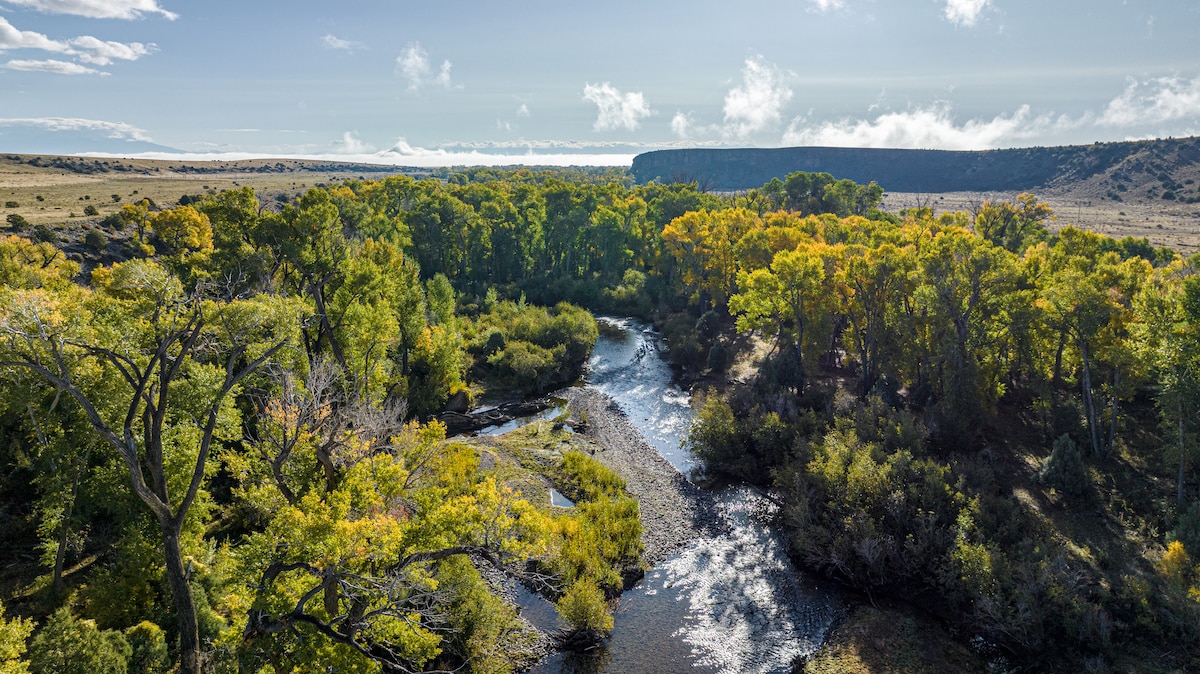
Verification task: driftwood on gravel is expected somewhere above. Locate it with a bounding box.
[439,398,554,435]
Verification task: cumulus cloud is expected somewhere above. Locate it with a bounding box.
[396,42,454,91]
[334,131,374,153]
[3,58,106,75]
[583,82,652,132]
[0,117,151,141]
[516,103,530,118]
[1099,75,1200,127]
[322,34,363,51]
[943,0,990,27]
[3,0,177,20]
[781,102,1073,150]
[396,44,429,89]
[723,56,793,137]
[671,111,694,138]
[69,36,154,64]
[435,60,452,88]
[0,16,69,52]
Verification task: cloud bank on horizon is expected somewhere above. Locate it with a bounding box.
[0,0,1198,164]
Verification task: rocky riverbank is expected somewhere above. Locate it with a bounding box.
[557,387,724,566]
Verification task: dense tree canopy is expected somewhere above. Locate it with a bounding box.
[1,166,1197,671]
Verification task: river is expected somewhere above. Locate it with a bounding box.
[527,317,840,674]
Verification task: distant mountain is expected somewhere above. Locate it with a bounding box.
[631,138,1200,198]
[0,128,180,155]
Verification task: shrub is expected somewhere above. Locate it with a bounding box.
[85,230,107,252]
[1037,434,1089,496]
[0,601,34,672]
[27,608,131,674]
[5,213,30,231]
[31,225,56,243]
[1169,502,1200,557]
[556,579,613,635]
[101,213,124,230]
[4,201,17,208]
[83,205,100,217]
[124,622,168,674]
[706,341,729,372]
[695,309,723,339]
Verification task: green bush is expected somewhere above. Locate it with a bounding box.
[5,213,29,231]
[85,230,107,252]
[28,608,131,674]
[706,341,729,372]
[4,201,17,208]
[1037,434,1088,496]
[0,601,33,672]
[83,205,100,217]
[124,622,168,674]
[556,579,613,635]
[438,556,520,673]
[30,225,56,243]
[1170,502,1200,556]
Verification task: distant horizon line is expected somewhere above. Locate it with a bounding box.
[6,134,1196,170]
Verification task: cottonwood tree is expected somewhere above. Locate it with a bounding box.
[0,259,303,674]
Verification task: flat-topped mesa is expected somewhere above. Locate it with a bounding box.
[630,137,1200,192]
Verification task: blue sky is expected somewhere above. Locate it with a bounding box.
[1,0,1198,165]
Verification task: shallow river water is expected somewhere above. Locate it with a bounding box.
[527,318,840,674]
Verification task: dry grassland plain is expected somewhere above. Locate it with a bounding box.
[4,154,1200,255]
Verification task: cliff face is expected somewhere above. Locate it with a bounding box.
[630,138,1200,193]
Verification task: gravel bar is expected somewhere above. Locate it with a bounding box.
[558,387,724,566]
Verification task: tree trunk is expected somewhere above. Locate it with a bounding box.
[1179,389,1187,506]
[161,524,200,674]
[1080,341,1101,458]
[1106,366,1120,458]
[1053,331,1066,385]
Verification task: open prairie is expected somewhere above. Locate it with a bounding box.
[882,188,1200,254]
[0,154,420,228]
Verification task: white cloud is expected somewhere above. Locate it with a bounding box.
[3,0,177,20]
[583,82,652,132]
[0,18,154,69]
[3,58,106,75]
[396,44,429,90]
[0,16,69,52]
[723,56,793,137]
[0,117,151,141]
[782,102,1071,150]
[516,103,530,118]
[396,42,454,91]
[1098,75,1200,127]
[809,0,844,11]
[671,111,693,138]
[435,59,452,87]
[68,36,153,64]
[322,34,363,51]
[943,0,990,27]
[333,131,374,153]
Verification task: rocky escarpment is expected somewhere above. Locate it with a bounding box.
[631,136,1200,193]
